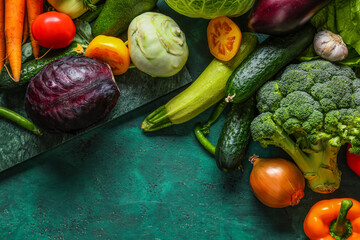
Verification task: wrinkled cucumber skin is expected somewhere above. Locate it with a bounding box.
[215,97,255,172]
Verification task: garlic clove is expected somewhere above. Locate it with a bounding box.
[313,29,348,62]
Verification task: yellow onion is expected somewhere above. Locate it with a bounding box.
[249,155,305,208]
[47,0,100,19]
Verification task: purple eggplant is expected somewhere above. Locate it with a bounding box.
[248,0,330,35]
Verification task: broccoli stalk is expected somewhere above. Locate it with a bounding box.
[251,112,341,193]
[273,131,341,193]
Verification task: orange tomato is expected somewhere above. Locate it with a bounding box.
[85,35,130,75]
[207,16,242,61]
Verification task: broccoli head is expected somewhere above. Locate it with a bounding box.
[251,60,360,193]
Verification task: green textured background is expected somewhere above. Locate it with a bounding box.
[1,1,360,239]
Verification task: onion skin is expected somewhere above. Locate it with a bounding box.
[249,156,305,208]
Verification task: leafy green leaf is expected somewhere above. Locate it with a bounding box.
[338,47,360,67]
[311,3,337,32]
[297,44,319,62]
[335,0,360,55]
[73,19,93,47]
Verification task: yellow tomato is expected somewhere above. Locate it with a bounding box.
[85,35,130,75]
[207,16,242,61]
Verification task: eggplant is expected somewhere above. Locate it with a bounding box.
[248,0,330,35]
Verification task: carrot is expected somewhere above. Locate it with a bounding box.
[0,0,5,70]
[22,10,29,45]
[5,0,26,82]
[26,0,42,59]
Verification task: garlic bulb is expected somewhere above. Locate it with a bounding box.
[313,30,348,62]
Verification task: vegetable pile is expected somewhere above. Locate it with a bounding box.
[142,0,360,238]
[1,0,360,238]
[0,0,189,134]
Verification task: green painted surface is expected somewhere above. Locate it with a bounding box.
[1,1,360,239]
[1,90,360,239]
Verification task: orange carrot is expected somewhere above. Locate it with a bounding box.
[22,10,29,45]
[0,0,5,70]
[5,0,25,82]
[26,0,42,59]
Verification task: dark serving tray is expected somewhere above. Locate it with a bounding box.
[0,67,193,171]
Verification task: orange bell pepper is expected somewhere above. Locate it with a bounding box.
[303,198,360,240]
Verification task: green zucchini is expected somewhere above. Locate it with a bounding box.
[225,24,315,103]
[215,97,255,172]
[142,32,259,132]
[0,43,84,91]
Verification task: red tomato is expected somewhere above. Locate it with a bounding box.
[346,144,360,176]
[32,11,76,49]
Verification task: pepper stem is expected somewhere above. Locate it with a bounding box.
[329,200,353,240]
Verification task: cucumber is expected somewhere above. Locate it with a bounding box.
[92,0,157,37]
[142,32,259,132]
[0,43,84,91]
[225,24,315,103]
[215,97,255,172]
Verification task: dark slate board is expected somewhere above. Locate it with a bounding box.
[0,67,192,171]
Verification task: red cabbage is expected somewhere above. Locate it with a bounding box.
[25,55,120,133]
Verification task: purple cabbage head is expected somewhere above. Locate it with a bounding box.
[25,55,120,133]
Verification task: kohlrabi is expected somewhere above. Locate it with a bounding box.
[128,12,189,78]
